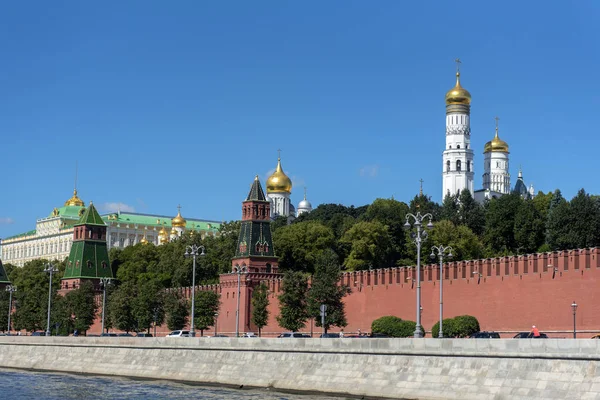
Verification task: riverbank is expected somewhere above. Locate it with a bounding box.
[0,336,599,399]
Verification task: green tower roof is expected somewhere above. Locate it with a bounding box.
[246,176,267,202]
[75,202,105,226]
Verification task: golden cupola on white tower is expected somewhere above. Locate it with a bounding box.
[266,151,293,218]
[442,59,474,199]
[482,117,510,194]
[171,205,187,238]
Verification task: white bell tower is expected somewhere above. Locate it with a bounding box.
[442,59,474,199]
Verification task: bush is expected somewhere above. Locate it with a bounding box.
[431,318,457,338]
[431,315,479,338]
[453,315,480,338]
[371,316,425,338]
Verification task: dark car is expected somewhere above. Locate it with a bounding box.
[136,333,153,337]
[513,332,548,339]
[469,331,500,339]
[117,333,133,337]
[320,333,340,338]
[100,333,118,337]
[31,331,46,336]
[369,333,391,338]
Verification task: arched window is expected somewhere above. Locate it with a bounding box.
[456,160,462,172]
[266,263,272,273]
[446,160,450,172]
[467,161,471,172]
[457,145,460,149]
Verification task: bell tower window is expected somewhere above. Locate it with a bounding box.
[456,160,461,172]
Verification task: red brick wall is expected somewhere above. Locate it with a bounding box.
[86,249,600,338]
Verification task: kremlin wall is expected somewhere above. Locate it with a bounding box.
[156,247,599,338]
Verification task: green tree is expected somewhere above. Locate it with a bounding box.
[307,250,350,333]
[340,221,393,270]
[66,280,99,333]
[251,283,270,337]
[273,221,336,273]
[361,198,410,267]
[409,194,440,221]
[431,318,458,338]
[277,271,309,332]
[483,193,523,255]
[193,290,220,336]
[457,189,485,236]
[439,193,460,226]
[430,220,484,261]
[164,292,189,331]
[132,276,165,333]
[568,189,600,248]
[546,190,572,250]
[514,200,545,254]
[107,282,137,333]
[0,291,9,332]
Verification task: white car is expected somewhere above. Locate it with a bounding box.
[166,330,190,337]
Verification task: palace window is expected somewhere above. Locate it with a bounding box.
[456,160,462,172]
[446,160,450,172]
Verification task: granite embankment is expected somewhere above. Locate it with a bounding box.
[0,336,599,399]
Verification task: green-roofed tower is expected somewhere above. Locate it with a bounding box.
[231,176,279,274]
[61,202,113,292]
[0,259,10,289]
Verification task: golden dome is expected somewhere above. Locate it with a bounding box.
[140,236,149,245]
[266,157,292,193]
[445,72,472,105]
[158,226,169,243]
[64,189,85,207]
[484,127,509,153]
[171,207,187,227]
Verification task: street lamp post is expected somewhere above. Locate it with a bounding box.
[404,212,434,338]
[430,245,452,338]
[6,285,17,335]
[233,265,248,337]
[571,301,578,339]
[184,245,206,338]
[214,312,219,336]
[100,278,112,334]
[44,263,59,336]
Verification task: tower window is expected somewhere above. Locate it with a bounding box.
[467,161,471,172]
[449,145,452,149]
[456,160,462,172]
[446,160,450,172]
[457,145,460,149]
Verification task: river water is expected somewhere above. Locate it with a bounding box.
[0,369,347,399]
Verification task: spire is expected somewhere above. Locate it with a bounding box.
[303,186,307,200]
[455,58,462,84]
[494,116,500,138]
[518,166,523,179]
[246,175,267,201]
[76,202,105,226]
[419,178,424,196]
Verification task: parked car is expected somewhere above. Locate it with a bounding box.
[243,332,257,338]
[369,333,391,338]
[320,333,340,338]
[31,331,46,336]
[211,334,229,338]
[167,330,190,337]
[100,333,118,337]
[591,334,600,339]
[117,333,134,337]
[469,331,500,339]
[136,333,153,337]
[277,332,307,338]
[513,332,548,339]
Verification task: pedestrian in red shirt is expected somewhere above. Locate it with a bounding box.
[531,325,540,338]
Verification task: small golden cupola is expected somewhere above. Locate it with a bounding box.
[158,225,169,243]
[484,118,509,153]
[64,189,85,207]
[266,155,292,194]
[171,205,187,228]
[445,60,471,106]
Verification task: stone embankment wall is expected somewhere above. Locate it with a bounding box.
[1,337,600,399]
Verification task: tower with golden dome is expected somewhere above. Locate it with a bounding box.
[442,59,475,199]
[482,117,511,195]
[266,152,294,219]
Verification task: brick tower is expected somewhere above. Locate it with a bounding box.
[60,202,113,293]
[231,175,279,273]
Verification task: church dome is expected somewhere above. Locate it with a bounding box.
[484,128,509,153]
[445,72,472,105]
[171,209,187,227]
[266,158,292,193]
[158,226,169,243]
[64,189,85,207]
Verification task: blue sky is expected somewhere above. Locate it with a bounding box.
[1,1,599,237]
